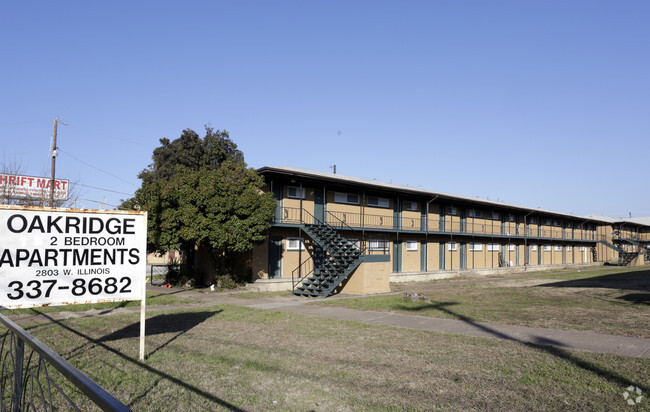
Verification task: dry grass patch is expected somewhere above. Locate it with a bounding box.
[13,304,650,411]
[324,267,650,338]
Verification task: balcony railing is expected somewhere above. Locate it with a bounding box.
[273,207,598,241]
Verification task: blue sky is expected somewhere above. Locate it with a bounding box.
[1,1,648,218]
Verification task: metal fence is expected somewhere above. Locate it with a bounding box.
[148,265,181,285]
[0,313,130,411]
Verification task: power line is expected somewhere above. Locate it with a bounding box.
[73,198,120,208]
[58,149,138,186]
[76,183,134,196]
[66,124,153,148]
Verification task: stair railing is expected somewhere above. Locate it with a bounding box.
[290,208,377,293]
[291,257,314,290]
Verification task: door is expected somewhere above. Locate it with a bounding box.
[314,189,324,223]
[460,243,467,269]
[268,237,283,278]
[393,241,402,273]
[272,185,283,223]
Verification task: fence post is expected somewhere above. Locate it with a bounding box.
[13,337,24,412]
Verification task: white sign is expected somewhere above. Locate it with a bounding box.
[0,174,69,201]
[0,207,146,309]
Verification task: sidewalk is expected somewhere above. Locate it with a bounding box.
[146,285,650,359]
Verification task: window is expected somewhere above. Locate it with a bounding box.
[530,217,538,224]
[508,244,515,251]
[447,206,457,216]
[579,246,585,251]
[554,245,562,251]
[553,220,561,227]
[287,186,305,199]
[544,219,551,226]
[567,222,573,228]
[508,214,515,222]
[469,209,482,218]
[448,242,457,251]
[469,243,483,251]
[532,245,538,251]
[543,245,552,252]
[567,246,572,251]
[368,239,389,252]
[491,212,500,220]
[488,243,500,251]
[286,238,305,251]
[367,196,389,208]
[335,192,359,205]
[404,201,418,211]
[406,241,418,251]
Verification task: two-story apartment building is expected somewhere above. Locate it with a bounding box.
[248,167,650,297]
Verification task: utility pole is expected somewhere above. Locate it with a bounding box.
[49,117,66,206]
[49,117,59,207]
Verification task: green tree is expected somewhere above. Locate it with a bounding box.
[134,126,275,284]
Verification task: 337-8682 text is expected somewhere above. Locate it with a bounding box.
[5,277,132,300]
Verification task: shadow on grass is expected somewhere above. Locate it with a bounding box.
[617,293,650,305]
[32,309,245,412]
[397,299,648,393]
[99,311,222,358]
[540,269,650,292]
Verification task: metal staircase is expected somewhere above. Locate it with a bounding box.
[292,223,363,298]
[617,237,650,263]
[597,240,639,266]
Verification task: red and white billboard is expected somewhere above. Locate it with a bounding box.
[0,174,68,201]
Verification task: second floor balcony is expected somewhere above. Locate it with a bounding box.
[273,207,597,242]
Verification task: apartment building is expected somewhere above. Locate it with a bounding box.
[249,167,650,297]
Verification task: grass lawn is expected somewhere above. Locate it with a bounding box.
[319,266,650,338]
[1,290,193,316]
[11,304,650,411]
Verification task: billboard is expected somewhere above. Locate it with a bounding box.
[0,206,146,309]
[0,174,69,201]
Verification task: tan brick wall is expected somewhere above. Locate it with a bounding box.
[341,260,390,295]
[402,240,421,272]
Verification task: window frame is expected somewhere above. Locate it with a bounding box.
[487,243,500,252]
[404,201,418,211]
[469,242,483,252]
[287,186,306,199]
[368,239,389,252]
[367,196,390,208]
[286,237,306,251]
[335,192,360,205]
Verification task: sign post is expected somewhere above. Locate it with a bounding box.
[0,206,148,358]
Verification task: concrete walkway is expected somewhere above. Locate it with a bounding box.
[144,286,650,359]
